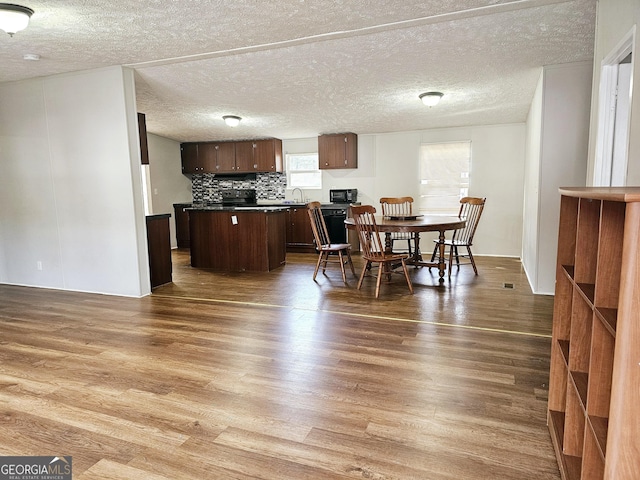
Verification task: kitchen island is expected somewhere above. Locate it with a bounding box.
[187,205,289,272]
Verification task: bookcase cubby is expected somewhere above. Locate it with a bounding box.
[548,187,640,480]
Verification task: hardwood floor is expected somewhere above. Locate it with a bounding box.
[0,250,559,479]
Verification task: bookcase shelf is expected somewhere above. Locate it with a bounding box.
[548,187,640,480]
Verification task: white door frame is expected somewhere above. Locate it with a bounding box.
[611,62,632,185]
[593,27,635,186]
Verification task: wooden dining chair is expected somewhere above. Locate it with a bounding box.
[351,205,413,298]
[430,197,486,277]
[307,202,356,283]
[379,197,419,256]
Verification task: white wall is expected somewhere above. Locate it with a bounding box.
[522,63,592,295]
[0,66,150,297]
[146,133,192,248]
[522,72,544,292]
[282,136,378,205]
[285,124,526,257]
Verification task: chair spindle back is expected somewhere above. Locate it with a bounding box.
[451,197,486,245]
[380,197,414,217]
[307,201,331,248]
[350,205,385,258]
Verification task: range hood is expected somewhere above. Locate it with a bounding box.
[211,173,257,181]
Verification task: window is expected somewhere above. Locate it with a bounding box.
[419,141,471,215]
[286,153,322,189]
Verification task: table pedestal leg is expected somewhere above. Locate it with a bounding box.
[383,232,393,279]
[384,232,392,253]
[413,234,422,263]
[437,230,446,283]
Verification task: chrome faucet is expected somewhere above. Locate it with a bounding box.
[292,187,304,203]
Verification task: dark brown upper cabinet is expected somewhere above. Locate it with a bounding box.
[199,142,236,172]
[318,133,357,169]
[180,143,201,173]
[180,138,282,174]
[138,112,149,165]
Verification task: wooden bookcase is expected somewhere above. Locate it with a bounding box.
[548,187,640,480]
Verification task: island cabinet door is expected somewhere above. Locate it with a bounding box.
[235,212,269,271]
[189,211,235,270]
[266,211,287,269]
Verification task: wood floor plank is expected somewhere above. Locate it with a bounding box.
[76,459,172,480]
[0,408,146,474]
[0,252,560,479]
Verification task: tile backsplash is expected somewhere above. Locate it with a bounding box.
[191,173,286,204]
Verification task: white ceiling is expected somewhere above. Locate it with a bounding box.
[0,0,596,142]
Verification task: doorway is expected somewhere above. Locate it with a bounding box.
[594,28,635,186]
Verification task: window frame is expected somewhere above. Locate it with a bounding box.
[418,141,472,216]
[285,152,322,190]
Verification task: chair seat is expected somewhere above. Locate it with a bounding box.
[363,252,408,263]
[320,243,352,252]
[435,238,470,247]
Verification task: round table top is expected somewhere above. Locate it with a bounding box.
[345,215,465,233]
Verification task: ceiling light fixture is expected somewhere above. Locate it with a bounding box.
[223,115,241,127]
[419,92,444,107]
[0,3,34,37]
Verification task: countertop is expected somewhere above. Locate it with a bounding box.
[175,202,353,210]
[186,204,291,212]
[146,213,172,220]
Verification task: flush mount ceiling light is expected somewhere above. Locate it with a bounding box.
[0,3,34,37]
[419,91,444,107]
[223,115,241,127]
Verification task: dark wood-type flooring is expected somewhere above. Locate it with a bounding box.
[0,249,560,479]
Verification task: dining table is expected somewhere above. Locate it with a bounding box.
[344,214,466,283]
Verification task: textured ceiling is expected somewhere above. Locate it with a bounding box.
[0,0,596,142]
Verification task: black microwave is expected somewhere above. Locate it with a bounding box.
[330,189,358,203]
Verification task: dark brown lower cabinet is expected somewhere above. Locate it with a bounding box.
[189,209,287,271]
[173,203,191,248]
[287,207,316,253]
[146,214,172,288]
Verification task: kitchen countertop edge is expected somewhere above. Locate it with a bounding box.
[185,205,292,212]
